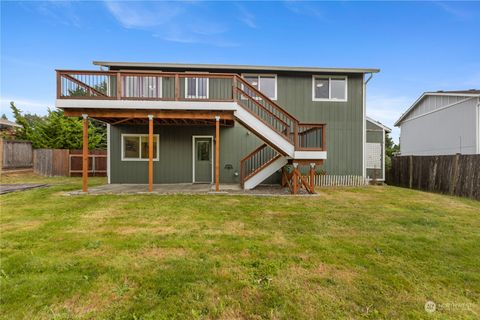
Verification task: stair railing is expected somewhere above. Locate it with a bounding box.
[240,144,280,187]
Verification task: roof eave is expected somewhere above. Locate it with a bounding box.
[395,92,480,126]
[92,61,380,74]
[366,116,392,132]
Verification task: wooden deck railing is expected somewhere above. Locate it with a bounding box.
[57,70,326,151]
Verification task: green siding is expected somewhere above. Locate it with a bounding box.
[276,74,364,175]
[109,72,365,183]
[110,123,274,184]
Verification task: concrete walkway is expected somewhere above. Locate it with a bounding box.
[0,184,47,195]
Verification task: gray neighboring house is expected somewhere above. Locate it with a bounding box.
[366,117,391,181]
[395,90,480,156]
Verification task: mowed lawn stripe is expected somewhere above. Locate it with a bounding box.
[0,174,479,319]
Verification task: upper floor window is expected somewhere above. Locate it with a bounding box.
[185,77,209,99]
[312,76,347,102]
[242,74,277,100]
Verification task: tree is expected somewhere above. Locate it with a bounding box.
[385,133,399,158]
[385,133,400,172]
[10,101,106,149]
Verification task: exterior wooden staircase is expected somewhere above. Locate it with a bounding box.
[232,77,326,192]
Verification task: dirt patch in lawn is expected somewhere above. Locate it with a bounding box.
[284,263,358,285]
[138,247,186,259]
[1,220,44,233]
[55,278,137,317]
[113,225,177,235]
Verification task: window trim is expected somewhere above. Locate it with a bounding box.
[241,73,278,100]
[192,135,214,184]
[184,77,209,99]
[312,75,348,102]
[121,133,160,161]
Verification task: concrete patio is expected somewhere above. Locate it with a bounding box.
[67,183,317,196]
[69,183,241,195]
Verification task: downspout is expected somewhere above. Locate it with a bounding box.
[363,72,374,178]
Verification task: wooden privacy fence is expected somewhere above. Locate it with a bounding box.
[388,155,480,200]
[69,150,107,177]
[0,139,33,169]
[33,149,106,177]
[34,149,70,176]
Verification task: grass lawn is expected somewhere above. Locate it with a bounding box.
[1,174,479,319]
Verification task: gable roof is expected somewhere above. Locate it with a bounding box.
[394,90,480,126]
[366,116,391,132]
[92,61,380,74]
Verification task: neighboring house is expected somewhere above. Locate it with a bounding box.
[55,61,379,192]
[366,117,391,181]
[395,90,480,155]
[0,119,22,138]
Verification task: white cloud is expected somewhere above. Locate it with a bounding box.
[103,1,238,47]
[434,2,474,20]
[235,3,256,28]
[28,1,82,28]
[0,97,53,119]
[283,0,326,20]
[104,1,184,29]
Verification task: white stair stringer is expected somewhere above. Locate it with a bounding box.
[243,156,288,190]
[234,106,295,157]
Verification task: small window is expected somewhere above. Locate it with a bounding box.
[242,74,277,100]
[122,134,159,161]
[185,77,209,99]
[312,76,347,101]
[196,141,210,161]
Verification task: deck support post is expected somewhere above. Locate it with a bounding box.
[310,163,315,192]
[82,114,88,193]
[292,163,298,194]
[148,115,154,192]
[215,115,220,192]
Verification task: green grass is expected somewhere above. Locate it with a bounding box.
[1,173,479,319]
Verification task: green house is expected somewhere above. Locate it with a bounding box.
[56,61,381,193]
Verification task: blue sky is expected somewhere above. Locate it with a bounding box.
[1,1,479,142]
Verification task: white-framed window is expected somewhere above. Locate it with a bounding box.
[185,77,209,99]
[242,74,277,100]
[121,134,159,161]
[312,75,347,102]
[123,76,163,98]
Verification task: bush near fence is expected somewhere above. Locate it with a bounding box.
[388,154,480,200]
